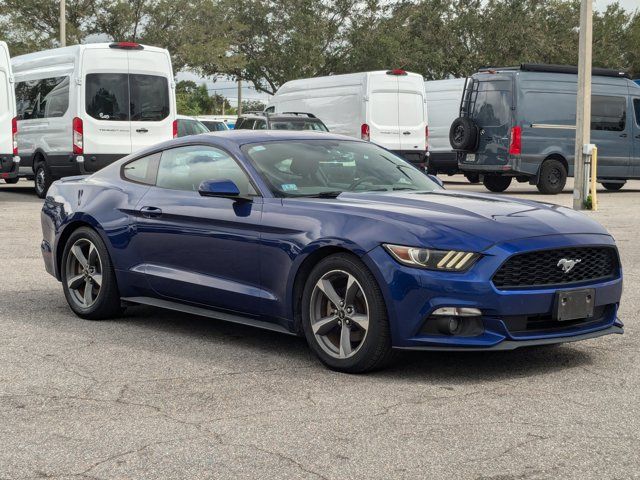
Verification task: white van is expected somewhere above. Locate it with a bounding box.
[266,70,428,166]
[0,41,19,184]
[424,78,466,177]
[12,42,177,197]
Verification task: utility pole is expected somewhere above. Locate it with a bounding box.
[573,0,593,210]
[237,79,242,116]
[60,0,66,47]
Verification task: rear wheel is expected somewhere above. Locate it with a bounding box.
[61,227,124,320]
[483,175,512,192]
[4,178,19,184]
[602,182,624,191]
[34,163,52,199]
[301,254,392,373]
[465,173,480,184]
[536,159,567,194]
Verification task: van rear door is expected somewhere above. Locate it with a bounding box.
[397,75,427,153]
[368,73,401,151]
[633,97,640,177]
[0,42,14,159]
[470,78,513,164]
[127,48,174,153]
[82,46,132,171]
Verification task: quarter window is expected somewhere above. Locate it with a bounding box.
[633,99,640,126]
[591,95,626,132]
[15,76,70,119]
[122,152,160,185]
[156,145,251,195]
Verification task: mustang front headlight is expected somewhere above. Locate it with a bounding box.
[383,244,480,271]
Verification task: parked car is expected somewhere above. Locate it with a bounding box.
[12,42,177,198]
[424,78,478,181]
[41,130,623,373]
[266,70,429,168]
[196,117,229,132]
[451,64,640,194]
[0,41,19,184]
[235,111,329,131]
[176,115,210,137]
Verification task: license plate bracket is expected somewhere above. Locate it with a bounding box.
[554,289,595,321]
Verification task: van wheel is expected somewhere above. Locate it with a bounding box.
[449,117,478,151]
[4,178,19,184]
[602,182,624,191]
[537,159,567,194]
[465,173,480,184]
[483,175,512,192]
[34,163,52,199]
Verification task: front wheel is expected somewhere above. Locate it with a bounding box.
[4,177,19,184]
[301,253,392,373]
[465,173,480,184]
[34,163,53,199]
[61,227,124,320]
[483,175,512,192]
[602,182,624,191]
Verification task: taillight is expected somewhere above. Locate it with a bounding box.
[361,123,370,141]
[425,125,429,150]
[11,117,18,155]
[72,117,83,154]
[172,120,178,138]
[508,125,521,155]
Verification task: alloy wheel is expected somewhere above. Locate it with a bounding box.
[65,238,103,309]
[309,269,369,359]
[36,168,46,194]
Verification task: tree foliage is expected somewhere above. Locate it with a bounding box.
[1,0,639,100]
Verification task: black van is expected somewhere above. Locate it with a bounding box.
[450,64,640,193]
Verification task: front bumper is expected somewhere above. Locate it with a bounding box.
[363,233,623,350]
[0,155,20,179]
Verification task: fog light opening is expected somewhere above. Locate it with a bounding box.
[429,307,483,336]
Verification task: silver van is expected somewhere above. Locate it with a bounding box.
[450,64,640,193]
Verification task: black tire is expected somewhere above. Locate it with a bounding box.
[34,162,53,199]
[449,117,478,151]
[483,175,512,193]
[465,173,480,184]
[301,253,392,373]
[61,226,124,320]
[4,177,19,184]
[536,159,567,194]
[602,182,624,191]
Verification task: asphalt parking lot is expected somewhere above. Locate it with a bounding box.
[1,177,639,479]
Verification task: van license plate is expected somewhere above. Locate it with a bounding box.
[465,154,476,162]
[554,289,595,321]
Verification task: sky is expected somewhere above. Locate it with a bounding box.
[181,0,640,107]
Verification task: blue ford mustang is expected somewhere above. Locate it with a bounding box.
[41,131,623,372]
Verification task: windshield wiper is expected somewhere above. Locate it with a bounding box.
[313,190,344,198]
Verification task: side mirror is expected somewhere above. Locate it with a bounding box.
[198,179,244,199]
[427,174,444,188]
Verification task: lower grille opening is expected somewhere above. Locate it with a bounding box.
[501,305,611,335]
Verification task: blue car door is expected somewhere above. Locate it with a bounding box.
[133,144,264,317]
[632,97,640,177]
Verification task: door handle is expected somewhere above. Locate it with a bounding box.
[139,206,162,218]
[619,133,628,138]
[136,128,149,133]
[635,134,640,139]
[402,131,411,135]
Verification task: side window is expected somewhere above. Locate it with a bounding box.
[16,80,40,119]
[591,95,626,132]
[264,106,275,113]
[254,119,267,130]
[16,76,69,119]
[86,73,129,121]
[122,152,160,184]
[156,145,252,195]
[633,99,640,126]
[237,118,255,129]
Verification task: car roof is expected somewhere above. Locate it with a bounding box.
[203,129,355,145]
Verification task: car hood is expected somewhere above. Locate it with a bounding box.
[289,190,611,252]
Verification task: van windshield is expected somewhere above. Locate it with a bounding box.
[86,73,169,122]
[471,80,512,127]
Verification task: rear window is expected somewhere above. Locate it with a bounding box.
[398,93,424,126]
[471,80,512,127]
[371,92,399,125]
[86,73,169,122]
[270,120,328,131]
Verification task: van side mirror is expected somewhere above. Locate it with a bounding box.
[198,179,245,199]
[427,174,444,188]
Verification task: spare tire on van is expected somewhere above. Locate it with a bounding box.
[449,117,478,151]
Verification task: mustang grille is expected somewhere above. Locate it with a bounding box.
[492,246,619,289]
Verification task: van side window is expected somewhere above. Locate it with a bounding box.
[156,145,251,195]
[633,99,640,126]
[86,73,129,121]
[122,152,161,185]
[15,76,69,120]
[591,95,626,132]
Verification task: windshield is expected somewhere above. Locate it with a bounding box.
[242,140,439,197]
[270,120,329,132]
